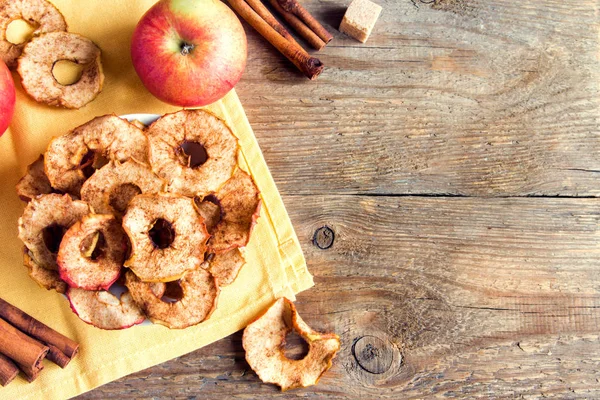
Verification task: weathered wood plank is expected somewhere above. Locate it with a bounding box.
[235,0,600,196]
[78,196,600,398]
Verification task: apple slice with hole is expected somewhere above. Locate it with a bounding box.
[57,214,127,290]
[66,288,145,330]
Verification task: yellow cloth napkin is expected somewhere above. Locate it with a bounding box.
[0,0,313,398]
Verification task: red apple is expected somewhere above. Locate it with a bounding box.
[0,59,15,136]
[131,0,247,107]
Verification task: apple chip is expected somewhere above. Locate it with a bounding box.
[207,170,261,253]
[16,154,53,202]
[193,197,221,233]
[0,0,67,69]
[125,266,219,329]
[23,247,67,294]
[205,248,245,287]
[57,214,126,290]
[130,119,146,130]
[45,114,149,195]
[66,288,145,330]
[81,160,165,218]
[146,109,238,197]
[18,32,103,108]
[18,193,91,270]
[243,298,341,391]
[123,194,209,282]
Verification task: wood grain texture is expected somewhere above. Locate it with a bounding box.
[80,197,600,398]
[240,0,600,197]
[78,0,600,398]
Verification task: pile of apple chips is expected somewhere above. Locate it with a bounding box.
[16,109,261,330]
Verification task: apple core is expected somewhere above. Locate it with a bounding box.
[179,141,208,168]
[42,224,67,254]
[149,218,176,249]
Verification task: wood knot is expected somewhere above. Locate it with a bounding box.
[352,335,394,374]
[312,226,335,249]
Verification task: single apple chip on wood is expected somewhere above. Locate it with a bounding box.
[18,32,103,108]
[207,169,261,254]
[243,298,341,391]
[16,154,53,202]
[23,247,67,294]
[81,160,165,219]
[123,194,209,282]
[125,266,219,329]
[18,193,91,270]
[0,0,67,69]
[57,214,126,291]
[146,109,238,198]
[66,288,145,330]
[45,114,149,195]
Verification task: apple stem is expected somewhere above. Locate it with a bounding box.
[180,42,195,56]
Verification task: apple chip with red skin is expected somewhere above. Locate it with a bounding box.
[57,214,126,291]
[243,298,341,391]
[125,265,219,329]
[67,288,145,330]
[16,155,53,202]
[206,170,261,254]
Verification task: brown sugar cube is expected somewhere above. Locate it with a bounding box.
[339,0,383,43]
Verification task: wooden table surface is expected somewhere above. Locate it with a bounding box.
[80,0,600,398]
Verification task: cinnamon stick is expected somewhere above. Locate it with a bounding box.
[275,0,333,45]
[227,0,324,80]
[0,318,48,381]
[267,0,326,50]
[245,0,299,47]
[0,298,79,367]
[0,354,19,386]
[47,344,71,368]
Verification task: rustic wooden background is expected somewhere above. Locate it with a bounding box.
[80,0,600,398]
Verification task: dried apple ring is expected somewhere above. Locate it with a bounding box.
[45,114,148,195]
[81,160,165,218]
[122,194,209,282]
[125,266,219,329]
[17,32,103,108]
[66,288,145,330]
[194,197,221,233]
[18,193,91,270]
[0,0,67,68]
[57,214,126,291]
[23,248,66,294]
[147,109,238,197]
[205,249,245,287]
[16,154,53,202]
[243,298,341,391]
[207,170,261,254]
